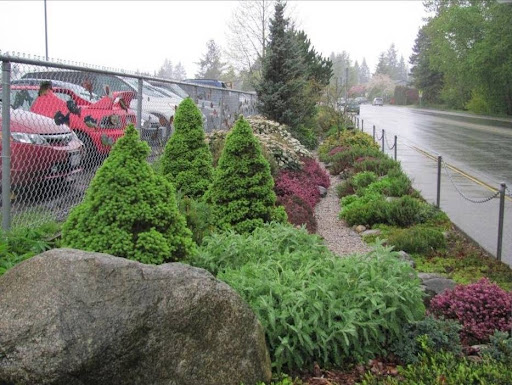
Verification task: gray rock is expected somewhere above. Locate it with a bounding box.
[0,248,271,385]
[397,250,416,268]
[418,272,456,306]
[355,225,367,233]
[361,229,382,237]
[318,185,328,198]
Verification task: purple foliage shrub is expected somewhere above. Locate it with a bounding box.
[328,146,348,158]
[301,157,330,189]
[275,169,320,210]
[429,278,512,344]
[277,194,317,233]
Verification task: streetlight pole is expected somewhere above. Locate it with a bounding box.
[44,0,49,61]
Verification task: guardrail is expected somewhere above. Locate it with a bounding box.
[0,53,258,231]
[354,115,508,262]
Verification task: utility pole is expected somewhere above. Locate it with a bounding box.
[44,0,49,60]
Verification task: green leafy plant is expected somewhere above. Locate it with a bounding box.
[190,227,425,373]
[161,97,213,198]
[175,191,216,245]
[62,125,195,264]
[0,222,59,276]
[206,116,287,233]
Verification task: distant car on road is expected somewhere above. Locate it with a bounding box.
[346,100,360,114]
[372,97,384,106]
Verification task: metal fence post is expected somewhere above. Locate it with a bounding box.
[373,125,375,141]
[497,182,506,261]
[381,129,385,153]
[394,135,397,161]
[436,156,442,208]
[2,60,12,232]
[361,119,364,132]
[136,78,142,130]
[220,91,225,129]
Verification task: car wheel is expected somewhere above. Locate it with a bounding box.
[76,131,99,170]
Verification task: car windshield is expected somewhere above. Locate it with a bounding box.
[157,83,188,99]
[12,79,100,102]
[123,78,167,97]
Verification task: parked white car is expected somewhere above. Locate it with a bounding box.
[372,97,384,106]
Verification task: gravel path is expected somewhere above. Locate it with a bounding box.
[314,160,373,257]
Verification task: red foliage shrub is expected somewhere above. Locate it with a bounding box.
[277,195,317,233]
[429,278,512,344]
[301,157,330,188]
[275,169,320,210]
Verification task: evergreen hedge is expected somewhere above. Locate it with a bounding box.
[161,97,213,198]
[62,125,195,264]
[206,116,287,233]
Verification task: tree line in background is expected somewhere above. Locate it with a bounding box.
[410,0,512,115]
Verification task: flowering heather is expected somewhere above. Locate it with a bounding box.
[277,194,317,233]
[275,170,320,210]
[301,157,330,188]
[429,278,512,344]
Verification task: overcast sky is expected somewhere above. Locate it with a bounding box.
[1,1,428,78]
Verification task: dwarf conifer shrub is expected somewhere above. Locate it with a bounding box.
[206,117,286,233]
[161,97,213,198]
[390,315,462,364]
[351,171,378,194]
[62,125,195,264]
[353,156,401,176]
[429,278,512,344]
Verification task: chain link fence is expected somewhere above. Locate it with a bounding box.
[1,54,258,230]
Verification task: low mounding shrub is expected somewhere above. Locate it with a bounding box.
[175,192,215,246]
[390,315,462,364]
[361,350,512,385]
[385,225,447,254]
[386,196,436,228]
[363,170,412,197]
[340,193,388,227]
[275,170,321,210]
[352,156,401,176]
[329,146,383,176]
[277,195,317,233]
[318,131,379,161]
[429,278,512,344]
[190,226,425,373]
[351,171,378,194]
[62,125,195,264]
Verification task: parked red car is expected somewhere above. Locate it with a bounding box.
[0,104,83,188]
[8,80,136,165]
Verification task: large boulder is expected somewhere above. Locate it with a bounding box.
[0,248,271,385]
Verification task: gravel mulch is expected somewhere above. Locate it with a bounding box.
[314,160,373,257]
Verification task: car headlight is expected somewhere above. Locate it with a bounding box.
[11,132,48,145]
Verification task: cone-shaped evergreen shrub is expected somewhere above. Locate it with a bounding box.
[206,116,287,233]
[62,125,195,264]
[161,97,213,198]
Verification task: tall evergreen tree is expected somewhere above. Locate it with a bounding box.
[359,58,371,84]
[161,98,213,199]
[173,62,187,80]
[255,1,305,128]
[196,39,226,79]
[409,25,444,103]
[206,117,287,233]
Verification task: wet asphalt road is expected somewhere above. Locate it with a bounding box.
[358,104,512,267]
